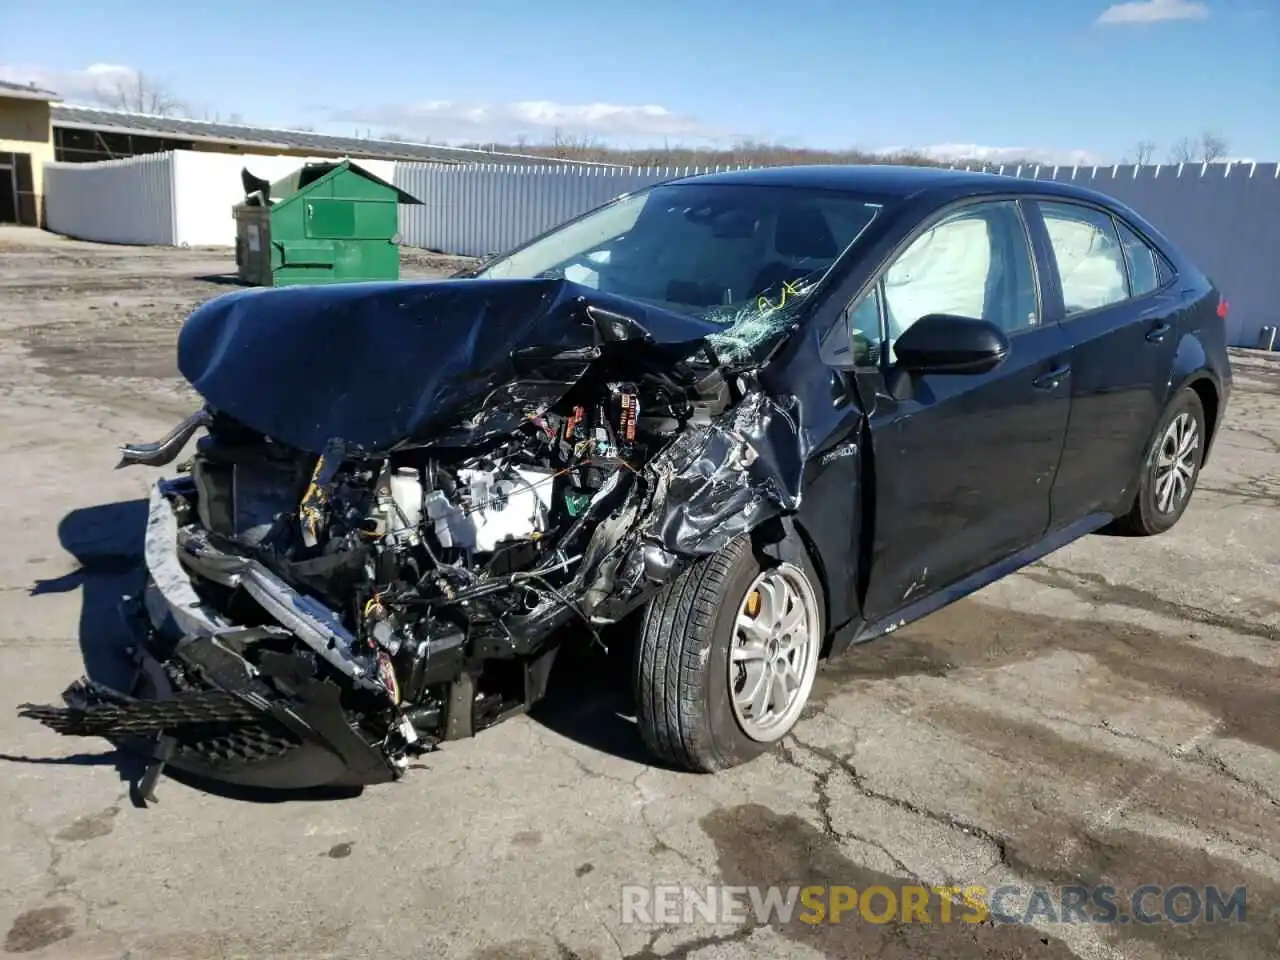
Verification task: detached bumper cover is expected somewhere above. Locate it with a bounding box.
[20,481,402,792]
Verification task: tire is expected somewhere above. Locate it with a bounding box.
[633,535,825,772]
[1115,388,1206,536]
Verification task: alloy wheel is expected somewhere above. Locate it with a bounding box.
[728,563,821,742]
[1154,412,1200,514]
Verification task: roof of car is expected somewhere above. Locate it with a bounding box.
[671,164,1116,205]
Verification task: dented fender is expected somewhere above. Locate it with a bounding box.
[569,389,805,617]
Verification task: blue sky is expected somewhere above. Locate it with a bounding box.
[3,0,1276,162]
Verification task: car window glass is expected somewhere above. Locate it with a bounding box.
[1039,202,1128,314]
[846,283,883,366]
[481,184,881,321]
[1114,220,1158,297]
[877,202,1038,362]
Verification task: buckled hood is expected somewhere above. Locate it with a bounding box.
[178,277,725,454]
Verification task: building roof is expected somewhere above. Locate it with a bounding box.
[0,79,60,102]
[50,105,606,166]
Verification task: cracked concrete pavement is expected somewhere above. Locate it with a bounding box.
[0,227,1276,959]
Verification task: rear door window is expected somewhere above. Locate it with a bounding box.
[1038,202,1128,315]
[1114,220,1159,297]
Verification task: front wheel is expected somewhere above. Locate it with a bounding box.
[1116,387,1207,536]
[633,535,825,772]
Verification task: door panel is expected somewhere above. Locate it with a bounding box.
[854,200,1073,622]
[1030,202,1179,521]
[860,326,1072,620]
[0,165,15,225]
[13,153,36,227]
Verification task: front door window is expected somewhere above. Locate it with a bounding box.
[848,201,1041,364]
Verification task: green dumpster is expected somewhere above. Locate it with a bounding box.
[232,159,422,287]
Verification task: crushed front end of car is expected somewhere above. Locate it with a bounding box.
[20,277,807,795]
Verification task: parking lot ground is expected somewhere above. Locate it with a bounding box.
[0,227,1276,960]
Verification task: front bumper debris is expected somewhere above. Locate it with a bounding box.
[19,481,416,799]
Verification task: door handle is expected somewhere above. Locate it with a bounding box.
[1146,321,1171,342]
[1032,364,1071,390]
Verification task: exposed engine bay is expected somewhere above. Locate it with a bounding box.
[20,276,806,795]
[170,370,729,742]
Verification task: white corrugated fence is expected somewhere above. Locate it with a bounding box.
[393,163,743,257]
[42,150,395,247]
[44,152,177,245]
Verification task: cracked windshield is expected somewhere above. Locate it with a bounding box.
[477,183,882,361]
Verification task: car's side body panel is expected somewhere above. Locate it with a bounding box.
[1171,330,1230,461]
[1020,198,1184,522]
[854,318,1074,623]
[843,509,1115,650]
[769,172,1232,661]
[759,309,869,638]
[1068,191,1232,460]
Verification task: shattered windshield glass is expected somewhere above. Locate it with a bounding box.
[476,182,883,363]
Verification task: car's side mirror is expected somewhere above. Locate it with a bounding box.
[893,314,1009,375]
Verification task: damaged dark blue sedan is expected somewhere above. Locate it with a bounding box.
[22,165,1232,793]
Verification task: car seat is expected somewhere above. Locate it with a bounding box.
[749,206,838,297]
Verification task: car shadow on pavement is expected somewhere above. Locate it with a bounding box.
[15,498,365,806]
[527,621,659,767]
[19,499,152,793]
[33,499,149,694]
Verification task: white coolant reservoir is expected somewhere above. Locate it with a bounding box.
[388,467,424,532]
[457,466,554,553]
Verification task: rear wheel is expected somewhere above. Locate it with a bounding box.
[633,535,824,772]
[1116,388,1206,536]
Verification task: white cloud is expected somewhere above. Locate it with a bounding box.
[2,63,1110,162]
[880,143,1108,166]
[328,99,720,144]
[1096,0,1209,25]
[0,63,141,105]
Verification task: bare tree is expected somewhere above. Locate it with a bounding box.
[102,72,184,116]
[1167,137,1195,163]
[1134,140,1157,165]
[1197,130,1228,162]
[1168,132,1229,164]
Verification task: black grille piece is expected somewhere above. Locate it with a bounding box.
[19,680,266,737]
